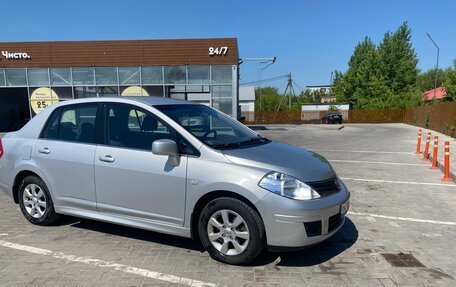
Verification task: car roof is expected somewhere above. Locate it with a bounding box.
[51,96,196,107]
[124,96,195,106]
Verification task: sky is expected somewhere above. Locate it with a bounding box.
[1,0,455,92]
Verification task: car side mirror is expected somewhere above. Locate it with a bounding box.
[152,139,180,166]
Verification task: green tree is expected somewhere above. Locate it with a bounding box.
[255,87,285,111]
[333,36,392,108]
[416,68,447,92]
[378,22,418,98]
[333,22,420,109]
[444,61,456,101]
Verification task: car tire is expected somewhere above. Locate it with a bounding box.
[18,175,60,226]
[198,197,265,265]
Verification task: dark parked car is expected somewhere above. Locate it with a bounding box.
[321,112,343,124]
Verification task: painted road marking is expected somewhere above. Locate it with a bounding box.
[421,233,442,238]
[340,177,456,187]
[308,149,414,155]
[0,239,219,287]
[348,211,456,226]
[329,159,428,166]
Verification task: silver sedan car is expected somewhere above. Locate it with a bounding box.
[0,97,349,265]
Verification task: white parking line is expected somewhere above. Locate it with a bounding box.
[308,149,414,155]
[340,177,456,187]
[348,211,456,226]
[329,159,428,166]
[0,239,219,287]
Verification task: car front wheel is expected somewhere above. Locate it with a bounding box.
[198,197,265,265]
[18,175,60,226]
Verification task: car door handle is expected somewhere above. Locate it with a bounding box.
[99,155,115,163]
[38,148,51,155]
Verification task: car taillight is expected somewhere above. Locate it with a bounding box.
[0,138,3,159]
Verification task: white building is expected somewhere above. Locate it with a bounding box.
[239,86,255,120]
[305,85,331,94]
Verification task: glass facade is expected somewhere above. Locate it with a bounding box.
[0,65,237,119]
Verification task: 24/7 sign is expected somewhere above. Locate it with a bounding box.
[208,46,228,56]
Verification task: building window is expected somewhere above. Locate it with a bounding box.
[97,86,118,97]
[142,86,164,97]
[167,85,186,100]
[212,85,233,115]
[5,69,27,86]
[188,66,210,85]
[72,68,95,85]
[95,67,118,85]
[74,86,97,98]
[211,65,232,84]
[164,66,186,84]
[52,87,73,100]
[28,69,49,86]
[141,66,163,85]
[119,67,140,85]
[51,68,72,86]
[0,69,5,86]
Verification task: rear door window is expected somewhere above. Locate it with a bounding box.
[41,109,61,140]
[40,104,98,144]
[58,104,98,143]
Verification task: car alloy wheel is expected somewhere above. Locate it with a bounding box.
[19,175,60,226]
[207,209,250,256]
[22,183,47,219]
[198,197,265,265]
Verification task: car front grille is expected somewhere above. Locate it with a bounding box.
[307,176,340,197]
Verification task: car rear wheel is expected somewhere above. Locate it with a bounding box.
[198,197,265,265]
[18,175,59,226]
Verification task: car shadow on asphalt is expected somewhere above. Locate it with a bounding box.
[68,218,206,252]
[65,216,357,267]
[254,217,359,267]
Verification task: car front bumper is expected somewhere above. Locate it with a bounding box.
[255,182,350,249]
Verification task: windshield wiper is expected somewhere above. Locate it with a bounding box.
[212,136,270,149]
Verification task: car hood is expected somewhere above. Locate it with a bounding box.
[222,141,335,182]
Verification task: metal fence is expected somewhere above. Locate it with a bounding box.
[404,102,456,138]
[242,102,456,137]
[241,111,305,124]
[346,109,405,123]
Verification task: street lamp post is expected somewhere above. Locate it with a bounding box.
[426,33,440,100]
[256,58,276,111]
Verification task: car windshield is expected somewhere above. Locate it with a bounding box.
[154,104,270,150]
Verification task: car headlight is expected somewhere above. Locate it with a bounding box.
[258,172,321,200]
